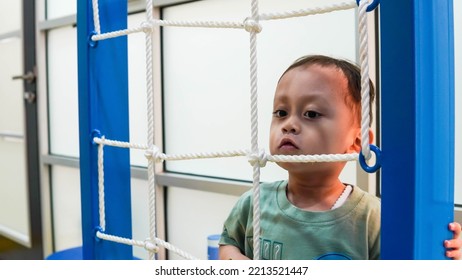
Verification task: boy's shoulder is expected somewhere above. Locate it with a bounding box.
[350,185,381,213]
[237,180,286,204]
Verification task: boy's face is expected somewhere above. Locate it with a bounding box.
[269,64,360,175]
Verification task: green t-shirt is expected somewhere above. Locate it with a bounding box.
[220,180,381,260]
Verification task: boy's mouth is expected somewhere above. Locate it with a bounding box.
[278,138,299,150]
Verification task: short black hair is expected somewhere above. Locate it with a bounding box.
[279,55,375,125]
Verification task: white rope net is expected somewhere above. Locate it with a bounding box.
[90,0,374,260]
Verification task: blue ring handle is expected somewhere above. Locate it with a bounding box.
[94,226,104,242]
[359,144,382,173]
[90,129,102,145]
[356,0,380,12]
[88,30,98,48]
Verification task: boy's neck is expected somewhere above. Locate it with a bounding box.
[286,174,347,212]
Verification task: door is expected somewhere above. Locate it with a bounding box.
[0,0,43,259]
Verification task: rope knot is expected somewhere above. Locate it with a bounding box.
[144,145,163,162]
[144,239,159,253]
[243,17,262,33]
[140,21,153,33]
[248,149,268,167]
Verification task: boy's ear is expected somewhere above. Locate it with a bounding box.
[349,128,374,153]
[368,129,374,144]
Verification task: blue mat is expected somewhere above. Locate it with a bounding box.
[46,246,83,260]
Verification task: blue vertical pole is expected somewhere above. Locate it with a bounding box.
[77,0,132,259]
[380,0,455,259]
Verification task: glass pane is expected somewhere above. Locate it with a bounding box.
[46,0,76,20]
[47,14,149,162]
[48,26,79,157]
[455,0,461,205]
[166,186,240,260]
[0,0,21,34]
[0,38,24,133]
[0,36,30,246]
[51,166,82,251]
[162,0,358,183]
[128,13,149,167]
[130,178,150,260]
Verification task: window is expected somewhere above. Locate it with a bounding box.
[160,0,371,259]
[0,0,30,247]
[47,25,79,158]
[162,0,361,184]
[46,0,76,20]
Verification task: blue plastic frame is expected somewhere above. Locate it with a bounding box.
[380,0,455,259]
[356,0,380,12]
[77,0,133,259]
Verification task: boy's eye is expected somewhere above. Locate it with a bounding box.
[273,110,287,118]
[304,110,321,119]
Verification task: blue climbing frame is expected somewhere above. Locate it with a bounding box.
[76,0,455,259]
[77,0,133,259]
[380,0,455,259]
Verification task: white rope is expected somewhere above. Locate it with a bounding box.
[268,153,359,163]
[94,140,358,259]
[154,238,198,260]
[358,0,371,160]
[94,137,359,163]
[96,231,199,260]
[97,137,105,231]
[93,137,148,150]
[147,147,249,162]
[247,0,262,261]
[151,19,244,29]
[145,0,157,261]
[91,26,144,41]
[91,0,101,34]
[90,2,358,42]
[91,20,245,41]
[259,1,357,21]
[90,0,375,261]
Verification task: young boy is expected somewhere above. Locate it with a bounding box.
[218,55,461,260]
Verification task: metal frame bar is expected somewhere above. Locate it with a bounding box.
[37,15,76,30]
[77,0,132,259]
[0,131,24,140]
[380,0,455,259]
[0,30,21,42]
[21,0,45,259]
[157,173,250,196]
[37,2,146,31]
[41,154,80,169]
[41,153,250,196]
[153,0,190,7]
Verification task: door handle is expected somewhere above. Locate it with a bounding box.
[12,70,36,84]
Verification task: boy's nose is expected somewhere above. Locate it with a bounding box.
[282,117,300,134]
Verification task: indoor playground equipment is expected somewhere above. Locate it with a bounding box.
[74,0,455,260]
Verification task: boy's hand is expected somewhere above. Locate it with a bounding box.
[444,222,461,260]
